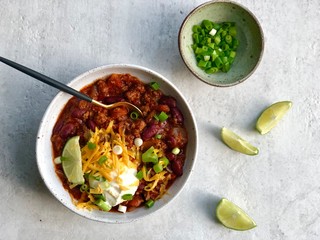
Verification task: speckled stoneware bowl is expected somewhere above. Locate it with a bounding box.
[179,0,264,87]
[36,64,198,223]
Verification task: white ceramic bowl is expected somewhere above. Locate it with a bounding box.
[36,64,198,223]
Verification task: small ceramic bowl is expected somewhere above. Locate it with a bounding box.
[179,0,264,87]
[36,64,198,223]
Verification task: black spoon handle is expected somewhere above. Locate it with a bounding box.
[0,56,92,103]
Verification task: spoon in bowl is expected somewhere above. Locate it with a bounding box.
[0,56,143,115]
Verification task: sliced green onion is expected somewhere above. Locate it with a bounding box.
[94,199,111,211]
[150,82,160,90]
[154,111,168,122]
[113,145,123,155]
[130,111,139,120]
[191,20,239,74]
[214,35,221,45]
[192,25,202,33]
[192,33,200,43]
[222,62,230,72]
[98,156,108,165]
[93,194,106,201]
[142,146,158,164]
[54,156,62,164]
[229,51,236,58]
[213,23,221,30]
[229,26,237,37]
[153,163,163,173]
[198,60,208,69]
[122,194,133,201]
[172,147,180,155]
[204,55,210,61]
[155,134,162,139]
[87,142,96,150]
[134,138,143,147]
[202,19,213,30]
[159,157,169,168]
[136,170,144,180]
[214,57,223,68]
[118,205,127,213]
[225,35,232,44]
[80,184,88,192]
[205,67,219,74]
[145,199,155,208]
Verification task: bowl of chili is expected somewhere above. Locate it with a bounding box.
[36,64,198,223]
[179,0,264,87]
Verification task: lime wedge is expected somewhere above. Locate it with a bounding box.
[61,136,84,185]
[221,127,259,155]
[256,101,292,135]
[216,198,257,231]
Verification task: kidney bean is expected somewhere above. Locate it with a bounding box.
[159,96,177,108]
[52,119,63,134]
[103,96,124,104]
[171,107,184,123]
[87,119,96,131]
[171,158,183,176]
[60,123,77,138]
[166,152,176,161]
[166,136,176,149]
[137,180,146,191]
[71,108,86,119]
[141,124,160,140]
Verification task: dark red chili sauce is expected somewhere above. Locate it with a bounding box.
[51,73,188,211]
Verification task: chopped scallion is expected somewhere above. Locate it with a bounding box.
[113,145,123,155]
[145,199,155,208]
[80,184,88,192]
[191,20,239,73]
[93,194,106,201]
[155,134,162,139]
[136,170,143,180]
[157,111,168,122]
[94,199,111,211]
[98,155,108,165]
[153,163,163,173]
[172,147,180,155]
[150,82,160,90]
[134,138,143,147]
[54,156,62,164]
[118,205,127,213]
[130,111,139,120]
[122,194,133,201]
[142,146,158,164]
[87,142,96,150]
[159,157,169,168]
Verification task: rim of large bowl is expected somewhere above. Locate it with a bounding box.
[36,64,198,223]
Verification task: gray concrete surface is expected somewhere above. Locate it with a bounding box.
[0,0,320,239]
